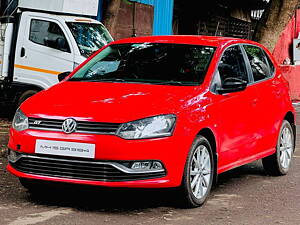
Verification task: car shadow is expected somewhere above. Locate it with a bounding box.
[216,160,267,186]
[24,184,179,211]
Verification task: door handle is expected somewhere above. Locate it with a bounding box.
[20,47,25,57]
[252,98,258,105]
[272,79,280,85]
[275,89,281,97]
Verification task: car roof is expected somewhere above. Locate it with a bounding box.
[111,35,258,47]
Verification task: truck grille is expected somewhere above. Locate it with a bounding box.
[10,155,166,182]
[28,118,120,134]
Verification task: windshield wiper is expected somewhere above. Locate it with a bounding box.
[154,80,190,86]
[86,78,128,82]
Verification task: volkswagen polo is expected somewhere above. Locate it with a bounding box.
[7,36,296,207]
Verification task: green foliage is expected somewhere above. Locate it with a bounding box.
[123,0,133,5]
[244,46,260,58]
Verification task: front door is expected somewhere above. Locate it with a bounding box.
[14,12,74,89]
[210,45,258,172]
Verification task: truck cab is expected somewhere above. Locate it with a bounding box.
[0,0,113,110]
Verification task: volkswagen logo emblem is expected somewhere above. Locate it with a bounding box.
[62,118,77,134]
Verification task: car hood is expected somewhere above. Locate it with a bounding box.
[21,81,203,123]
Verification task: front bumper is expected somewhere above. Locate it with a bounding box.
[7,128,194,188]
[8,151,166,181]
[7,164,171,188]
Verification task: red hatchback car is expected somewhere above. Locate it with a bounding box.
[7,36,296,207]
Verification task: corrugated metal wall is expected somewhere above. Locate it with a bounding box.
[131,0,174,35]
[97,0,173,35]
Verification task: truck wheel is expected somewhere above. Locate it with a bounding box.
[262,120,295,176]
[179,135,214,208]
[17,90,38,107]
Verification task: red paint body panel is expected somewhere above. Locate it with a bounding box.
[7,36,295,188]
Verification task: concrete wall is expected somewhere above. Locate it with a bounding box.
[273,9,300,101]
[280,65,300,101]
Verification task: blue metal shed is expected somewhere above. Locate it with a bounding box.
[97,0,174,36]
[131,0,174,35]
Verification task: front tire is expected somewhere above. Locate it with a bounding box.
[262,120,295,176]
[179,136,214,208]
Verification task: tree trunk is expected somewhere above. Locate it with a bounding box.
[255,0,299,51]
[103,0,122,38]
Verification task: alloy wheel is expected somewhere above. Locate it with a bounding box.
[279,126,293,169]
[190,145,212,199]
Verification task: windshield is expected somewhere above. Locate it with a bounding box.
[69,43,216,86]
[67,22,113,57]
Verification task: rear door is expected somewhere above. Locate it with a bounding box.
[14,12,74,89]
[242,44,280,155]
[210,45,258,172]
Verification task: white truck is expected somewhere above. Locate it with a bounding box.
[0,0,113,109]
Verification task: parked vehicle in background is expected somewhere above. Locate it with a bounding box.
[7,36,296,208]
[0,0,113,109]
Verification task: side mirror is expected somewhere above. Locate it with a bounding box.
[217,77,247,94]
[56,38,67,51]
[58,71,71,82]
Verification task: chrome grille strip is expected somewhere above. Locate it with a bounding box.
[28,118,120,134]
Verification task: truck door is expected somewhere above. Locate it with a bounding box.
[14,12,74,89]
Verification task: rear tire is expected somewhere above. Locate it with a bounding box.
[262,120,295,176]
[178,135,214,208]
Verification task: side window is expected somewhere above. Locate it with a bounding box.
[243,45,271,82]
[264,52,275,75]
[29,19,71,53]
[218,45,248,83]
[211,45,248,93]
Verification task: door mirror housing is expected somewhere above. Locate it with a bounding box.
[56,37,67,51]
[217,77,247,94]
[58,71,71,82]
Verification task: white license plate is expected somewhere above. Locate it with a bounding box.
[35,140,95,158]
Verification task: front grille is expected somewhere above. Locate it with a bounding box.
[10,155,166,182]
[28,118,120,134]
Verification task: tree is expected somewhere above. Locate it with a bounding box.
[255,0,299,51]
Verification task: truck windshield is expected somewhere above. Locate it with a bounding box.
[69,43,216,86]
[67,22,113,57]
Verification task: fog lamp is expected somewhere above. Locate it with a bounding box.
[131,161,164,172]
[132,162,151,170]
[152,161,163,170]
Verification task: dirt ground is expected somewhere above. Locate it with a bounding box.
[0,119,9,157]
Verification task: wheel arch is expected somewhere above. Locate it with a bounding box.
[10,82,44,104]
[284,111,295,125]
[284,111,296,146]
[197,128,218,184]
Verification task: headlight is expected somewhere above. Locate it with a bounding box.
[117,114,176,139]
[12,109,28,131]
[8,149,22,163]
